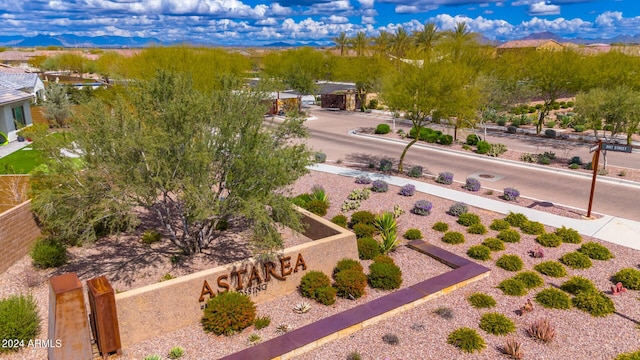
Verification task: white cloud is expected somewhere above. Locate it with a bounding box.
[256,17,278,26]
[528,2,560,16]
[268,3,292,16]
[362,16,376,24]
[358,0,375,9]
[595,11,623,27]
[325,15,349,23]
[396,5,419,14]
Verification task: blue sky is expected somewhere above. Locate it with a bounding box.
[0,0,638,46]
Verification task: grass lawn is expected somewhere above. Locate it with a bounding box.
[0,145,43,174]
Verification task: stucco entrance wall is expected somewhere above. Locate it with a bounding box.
[114,209,357,348]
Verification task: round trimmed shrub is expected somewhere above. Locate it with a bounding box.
[314,286,337,305]
[560,276,597,295]
[535,288,571,309]
[399,184,416,196]
[463,177,481,192]
[578,242,614,260]
[350,211,376,227]
[372,254,395,265]
[573,290,615,317]
[496,254,523,272]
[201,291,256,335]
[368,262,403,290]
[467,223,487,235]
[467,245,491,261]
[555,226,582,244]
[536,233,562,247]
[333,258,364,277]
[504,212,528,228]
[513,271,544,289]
[353,223,376,239]
[489,219,510,231]
[467,293,496,309]
[442,231,465,245]
[330,214,348,228]
[375,123,391,134]
[497,229,520,243]
[534,261,567,278]
[476,140,490,154]
[457,213,481,226]
[403,228,423,240]
[614,350,640,360]
[379,159,393,172]
[479,313,515,335]
[407,166,423,178]
[448,202,468,217]
[432,222,449,232]
[498,278,527,296]
[334,268,367,299]
[0,294,41,354]
[314,152,326,163]
[357,237,380,260]
[447,327,486,353]
[559,252,593,269]
[371,180,389,193]
[436,172,454,185]
[141,229,162,244]
[31,238,67,269]
[300,271,331,299]
[521,221,545,235]
[466,134,481,146]
[482,238,505,251]
[612,268,640,290]
[411,200,432,216]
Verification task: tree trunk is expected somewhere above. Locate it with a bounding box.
[398,138,418,173]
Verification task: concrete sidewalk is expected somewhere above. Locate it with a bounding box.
[310,163,640,251]
[0,140,31,158]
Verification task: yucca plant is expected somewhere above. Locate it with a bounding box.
[526,318,556,343]
[501,337,524,359]
[309,185,329,204]
[375,212,399,254]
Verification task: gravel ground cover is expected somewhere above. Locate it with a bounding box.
[2,170,640,360]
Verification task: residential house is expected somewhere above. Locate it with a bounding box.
[496,39,565,54]
[0,85,33,142]
[0,73,46,102]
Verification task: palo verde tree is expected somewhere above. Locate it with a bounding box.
[382,59,477,172]
[42,83,73,127]
[30,71,313,255]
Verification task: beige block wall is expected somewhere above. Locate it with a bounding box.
[115,211,357,348]
[0,200,42,273]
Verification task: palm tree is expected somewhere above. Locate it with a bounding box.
[333,32,349,56]
[350,31,369,57]
[390,27,411,58]
[413,22,440,59]
[444,22,477,61]
[372,31,392,56]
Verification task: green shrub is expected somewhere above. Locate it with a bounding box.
[254,315,271,330]
[476,140,490,154]
[314,152,327,163]
[555,226,582,244]
[300,271,331,299]
[559,252,593,269]
[373,254,395,265]
[467,245,491,261]
[467,293,496,308]
[457,213,481,226]
[614,351,640,360]
[466,134,481,146]
[513,271,544,289]
[489,219,510,231]
[368,262,403,290]
[504,212,528,228]
[333,258,364,277]
[447,202,468,217]
[30,238,67,268]
[350,211,376,227]
[496,254,523,272]
[535,288,571,309]
[447,327,486,353]
[357,237,380,260]
[407,166,423,178]
[306,199,328,216]
[560,276,597,295]
[498,278,527,296]
[521,221,545,235]
[330,214,348,228]
[168,347,185,359]
[141,229,162,244]
[403,228,423,240]
[482,238,505,251]
[314,286,337,305]
[612,268,640,290]
[497,229,520,243]
[479,313,515,335]
[572,290,615,317]
[334,268,367,299]
[432,222,449,232]
[467,223,487,235]
[375,123,391,134]
[292,193,311,208]
[442,231,465,245]
[201,291,256,335]
[534,261,566,278]
[578,242,614,260]
[144,355,162,360]
[353,223,376,239]
[0,294,41,354]
[536,233,562,247]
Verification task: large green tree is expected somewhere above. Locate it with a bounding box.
[30,72,312,255]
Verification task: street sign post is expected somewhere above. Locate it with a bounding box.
[589,144,599,153]
[586,140,602,218]
[601,143,632,153]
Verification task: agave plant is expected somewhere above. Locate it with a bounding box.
[275,324,292,334]
[375,212,399,254]
[247,333,262,344]
[501,337,524,359]
[293,301,312,314]
[309,185,329,203]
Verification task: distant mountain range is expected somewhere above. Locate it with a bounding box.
[0,32,638,49]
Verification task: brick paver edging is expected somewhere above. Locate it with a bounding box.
[220,240,490,360]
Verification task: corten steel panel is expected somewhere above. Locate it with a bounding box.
[87,276,122,357]
[48,272,93,360]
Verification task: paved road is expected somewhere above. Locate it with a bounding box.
[302,107,640,221]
